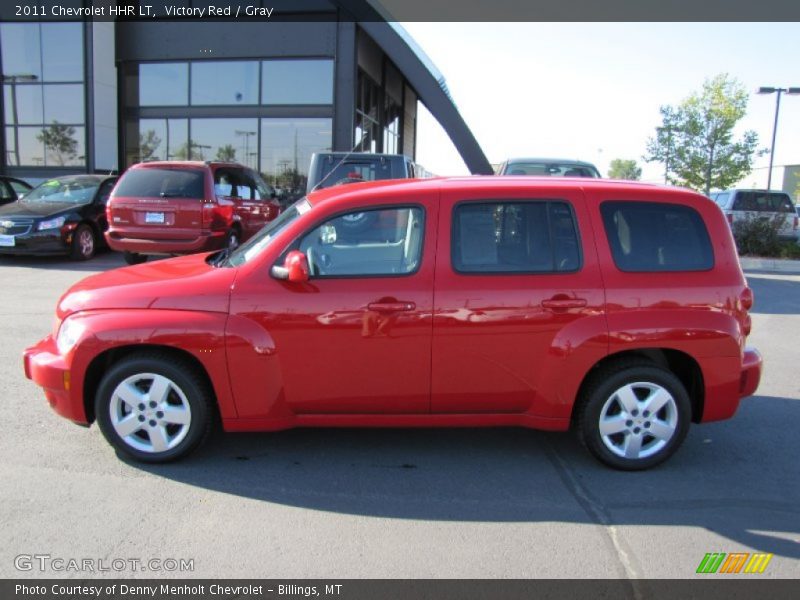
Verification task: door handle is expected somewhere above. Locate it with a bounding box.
[367,301,416,313]
[541,298,587,310]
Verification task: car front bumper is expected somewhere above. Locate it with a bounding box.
[23,335,88,425]
[0,229,70,256]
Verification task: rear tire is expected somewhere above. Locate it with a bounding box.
[70,224,96,261]
[576,360,691,470]
[123,251,147,265]
[95,353,213,463]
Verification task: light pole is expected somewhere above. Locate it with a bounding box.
[235,130,256,167]
[757,86,800,190]
[1,73,38,166]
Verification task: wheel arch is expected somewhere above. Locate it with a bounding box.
[571,348,705,426]
[82,344,218,424]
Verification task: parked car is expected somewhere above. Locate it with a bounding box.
[0,175,116,260]
[105,161,281,265]
[0,175,33,204]
[306,152,430,194]
[497,158,602,178]
[710,189,798,241]
[24,177,761,469]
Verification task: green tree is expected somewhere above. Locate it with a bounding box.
[645,74,763,195]
[216,144,237,162]
[173,141,204,161]
[37,121,78,166]
[608,158,642,180]
[139,129,162,161]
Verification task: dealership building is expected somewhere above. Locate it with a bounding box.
[0,1,491,189]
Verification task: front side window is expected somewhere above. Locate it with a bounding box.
[452,201,582,274]
[601,201,713,272]
[299,207,424,277]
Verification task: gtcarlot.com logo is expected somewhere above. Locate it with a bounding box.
[14,554,194,573]
[696,552,773,574]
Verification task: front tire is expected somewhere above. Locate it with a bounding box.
[95,353,213,463]
[70,224,96,261]
[577,361,691,470]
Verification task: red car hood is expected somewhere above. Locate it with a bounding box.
[57,253,237,319]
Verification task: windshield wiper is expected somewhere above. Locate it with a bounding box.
[209,247,233,267]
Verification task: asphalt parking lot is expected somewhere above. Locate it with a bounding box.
[1,251,798,582]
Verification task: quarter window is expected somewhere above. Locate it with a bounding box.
[601,201,713,272]
[452,201,582,274]
[299,207,424,277]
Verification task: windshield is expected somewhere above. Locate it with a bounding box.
[24,178,100,203]
[226,198,311,267]
[502,162,601,178]
[316,160,393,190]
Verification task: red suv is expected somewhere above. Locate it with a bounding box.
[24,177,761,469]
[105,161,280,264]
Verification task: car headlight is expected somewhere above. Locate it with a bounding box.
[56,317,85,355]
[38,216,66,231]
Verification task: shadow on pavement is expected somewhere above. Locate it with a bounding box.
[129,395,800,560]
[0,250,126,272]
[746,274,800,315]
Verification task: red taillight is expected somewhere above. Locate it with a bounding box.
[726,213,734,226]
[794,216,798,231]
[741,287,754,311]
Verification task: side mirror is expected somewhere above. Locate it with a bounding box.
[271,250,309,283]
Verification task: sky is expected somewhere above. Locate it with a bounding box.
[401,22,800,186]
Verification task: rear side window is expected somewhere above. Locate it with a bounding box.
[452,201,582,274]
[601,201,713,272]
[732,191,794,213]
[114,168,205,199]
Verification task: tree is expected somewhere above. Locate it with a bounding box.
[37,121,78,166]
[173,141,205,160]
[644,74,763,195]
[608,158,642,180]
[216,144,237,162]
[139,129,162,161]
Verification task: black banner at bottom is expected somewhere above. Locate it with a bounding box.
[4,579,800,600]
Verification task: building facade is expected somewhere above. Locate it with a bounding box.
[0,2,490,192]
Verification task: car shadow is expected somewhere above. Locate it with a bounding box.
[128,395,800,560]
[0,249,126,272]
[746,273,800,315]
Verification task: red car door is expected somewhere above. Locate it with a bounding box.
[431,184,607,416]
[226,191,438,417]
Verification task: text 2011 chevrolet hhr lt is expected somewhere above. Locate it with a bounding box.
[24,177,762,469]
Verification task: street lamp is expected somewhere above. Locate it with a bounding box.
[757,86,800,190]
[1,73,39,166]
[235,130,256,167]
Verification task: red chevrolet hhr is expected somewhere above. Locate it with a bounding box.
[24,177,762,469]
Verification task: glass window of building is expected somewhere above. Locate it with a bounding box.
[125,119,189,165]
[355,70,380,152]
[41,23,84,82]
[191,61,259,105]
[137,63,189,106]
[1,22,85,167]
[260,118,332,201]
[261,60,334,105]
[190,118,260,165]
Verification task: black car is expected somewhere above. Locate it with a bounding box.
[0,176,33,205]
[0,175,117,260]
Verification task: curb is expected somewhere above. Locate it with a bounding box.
[740,256,800,274]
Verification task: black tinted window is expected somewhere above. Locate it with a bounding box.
[732,191,794,213]
[601,201,713,272]
[452,201,581,274]
[114,168,205,199]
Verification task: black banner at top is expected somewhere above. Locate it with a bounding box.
[1,0,800,22]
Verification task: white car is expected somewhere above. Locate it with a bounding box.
[710,189,798,241]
